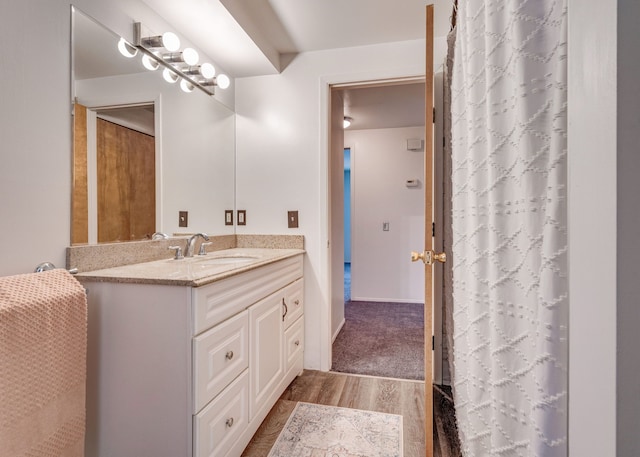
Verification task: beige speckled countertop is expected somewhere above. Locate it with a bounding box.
[75,248,304,287]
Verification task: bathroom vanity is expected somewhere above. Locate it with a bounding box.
[77,248,304,457]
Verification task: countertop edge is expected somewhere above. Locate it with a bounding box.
[76,249,305,287]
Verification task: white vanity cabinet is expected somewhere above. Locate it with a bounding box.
[82,253,304,457]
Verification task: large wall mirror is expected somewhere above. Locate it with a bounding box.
[71,7,235,245]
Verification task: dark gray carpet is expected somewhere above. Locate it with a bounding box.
[331,300,425,380]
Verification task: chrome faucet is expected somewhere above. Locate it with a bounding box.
[185,233,209,257]
[151,232,169,240]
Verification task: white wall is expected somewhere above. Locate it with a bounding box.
[345,127,425,303]
[235,38,445,370]
[0,1,73,276]
[0,0,234,277]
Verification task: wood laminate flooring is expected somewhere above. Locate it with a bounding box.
[242,370,426,457]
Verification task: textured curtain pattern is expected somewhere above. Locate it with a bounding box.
[450,1,568,456]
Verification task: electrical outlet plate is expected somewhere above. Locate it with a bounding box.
[179,211,188,227]
[225,210,233,226]
[237,210,246,226]
[288,211,299,228]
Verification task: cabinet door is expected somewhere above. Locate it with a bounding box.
[249,292,284,419]
[283,279,304,330]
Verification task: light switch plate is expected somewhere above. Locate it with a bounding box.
[179,211,188,227]
[225,210,233,226]
[237,210,246,226]
[288,211,299,228]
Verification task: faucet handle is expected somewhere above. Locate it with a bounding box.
[168,246,184,260]
[198,242,212,256]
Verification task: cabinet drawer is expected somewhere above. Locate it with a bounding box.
[193,255,303,335]
[193,311,248,413]
[284,316,304,373]
[194,371,248,457]
[283,278,303,329]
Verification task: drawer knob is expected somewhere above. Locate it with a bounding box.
[294,339,300,346]
[294,299,300,305]
[226,417,234,428]
[225,351,234,360]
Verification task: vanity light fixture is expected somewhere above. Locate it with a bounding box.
[215,74,231,90]
[199,63,216,79]
[132,22,230,96]
[180,79,195,93]
[162,67,179,83]
[141,31,180,52]
[141,53,160,71]
[162,48,199,66]
[343,116,353,128]
[117,38,138,58]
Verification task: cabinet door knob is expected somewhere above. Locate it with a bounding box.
[294,299,300,305]
[225,417,234,428]
[294,339,300,346]
[225,350,234,360]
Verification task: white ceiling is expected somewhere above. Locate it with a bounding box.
[140,0,453,77]
[340,82,426,131]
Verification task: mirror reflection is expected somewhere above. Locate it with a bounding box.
[71,8,235,245]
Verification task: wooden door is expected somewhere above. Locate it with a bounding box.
[96,118,155,242]
[72,103,88,244]
[424,5,436,456]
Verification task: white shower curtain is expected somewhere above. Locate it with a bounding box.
[450,1,568,456]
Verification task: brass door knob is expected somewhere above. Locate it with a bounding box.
[411,250,446,265]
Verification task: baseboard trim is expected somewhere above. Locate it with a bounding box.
[332,318,345,343]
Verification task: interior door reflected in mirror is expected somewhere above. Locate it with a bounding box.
[73,103,156,244]
[71,7,236,245]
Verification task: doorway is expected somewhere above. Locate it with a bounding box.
[329,81,427,381]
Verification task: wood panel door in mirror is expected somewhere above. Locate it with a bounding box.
[72,103,88,244]
[97,119,155,243]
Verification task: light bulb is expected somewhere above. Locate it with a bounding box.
[216,74,230,90]
[161,32,180,52]
[117,38,137,58]
[343,117,352,128]
[200,63,215,79]
[182,48,199,66]
[142,54,159,71]
[162,68,179,83]
[180,79,194,93]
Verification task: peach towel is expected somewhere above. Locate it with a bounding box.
[0,269,87,457]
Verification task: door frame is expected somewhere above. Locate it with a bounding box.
[319,66,426,373]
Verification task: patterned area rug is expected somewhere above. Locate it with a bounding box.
[268,402,403,457]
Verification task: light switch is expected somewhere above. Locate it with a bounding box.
[383,222,390,231]
[225,210,233,226]
[179,211,188,227]
[288,211,299,228]
[237,210,246,226]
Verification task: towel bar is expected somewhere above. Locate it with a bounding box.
[34,262,78,274]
